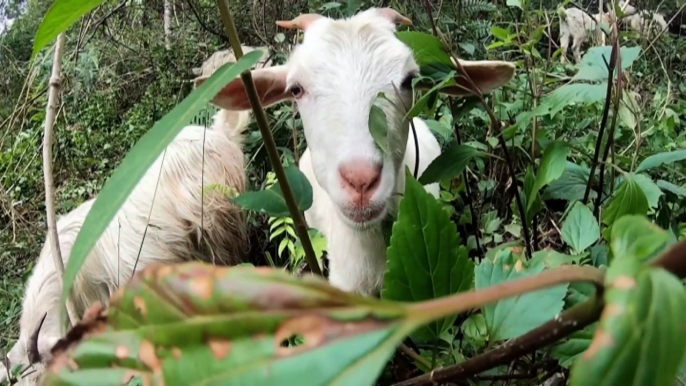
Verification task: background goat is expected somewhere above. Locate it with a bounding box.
[559,7,612,63]
[0,47,259,383]
[194,7,515,296]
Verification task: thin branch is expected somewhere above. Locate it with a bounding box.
[215,0,322,276]
[409,266,604,326]
[42,33,78,328]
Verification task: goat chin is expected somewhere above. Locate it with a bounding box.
[5,109,250,384]
[299,117,441,296]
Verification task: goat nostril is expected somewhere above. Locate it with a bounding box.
[339,162,382,195]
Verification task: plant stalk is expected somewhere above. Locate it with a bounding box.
[43,33,78,328]
[215,0,321,276]
[408,265,604,327]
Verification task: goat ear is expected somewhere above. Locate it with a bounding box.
[420,59,515,97]
[194,65,291,111]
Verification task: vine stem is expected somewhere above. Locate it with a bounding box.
[407,265,603,325]
[215,0,321,276]
[42,32,78,328]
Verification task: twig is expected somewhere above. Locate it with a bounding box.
[215,0,322,276]
[42,33,78,328]
[582,41,618,205]
[408,266,604,324]
[400,343,432,370]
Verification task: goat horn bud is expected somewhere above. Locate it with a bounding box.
[276,13,324,32]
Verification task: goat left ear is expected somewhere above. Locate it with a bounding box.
[421,59,515,97]
[194,65,292,111]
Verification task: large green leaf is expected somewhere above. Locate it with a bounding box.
[474,251,568,341]
[570,261,686,386]
[233,165,313,217]
[572,46,642,82]
[602,174,649,228]
[418,143,482,185]
[561,202,600,254]
[527,141,568,211]
[635,150,686,173]
[33,0,105,59]
[544,162,595,202]
[382,172,474,342]
[610,215,669,263]
[396,31,453,69]
[62,51,266,305]
[45,263,418,386]
[629,174,663,209]
[535,83,607,117]
[657,180,686,197]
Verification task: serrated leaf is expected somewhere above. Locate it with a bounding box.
[418,143,481,185]
[32,0,104,59]
[635,150,686,173]
[572,46,642,82]
[561,202,600,254]
[528,141,568,211]
[233,165,313,217]
[63,51,266,307]
[461,314,488,348]
[46,263,418,386]
[475,252,568,341]
[611,215,670,263]
[602,174,649,227]
[382,172,474,342]
[544,162,595,202]
[570,262,686,386]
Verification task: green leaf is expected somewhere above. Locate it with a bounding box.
[629,174,663,209]
[423,119,452,141]
[396,31,454,69]
[233,165,313,217]
[523,166,543,222]
[611,215,669,263]
[572,46,642,82]
[418,143,481,185]
[551,325,596,368]
[535,83,607,117]
[657,180,686,197]
[405,71,456,120]
[45,263,418,386]
[369,104,389,154]
[635,150,686,173]
[530,249,584,270]
[382,172,474,342]
[602,174,649,227]
[62,51,265,306]
[544,162,595,202]
[491,26,510,40]
[506,0,523,9]
[33,0,105,59]
[528,141,568,211]
[561,202,600,254]
[570,262,686,386]
[461,314,488,348]
[475,251,568,341]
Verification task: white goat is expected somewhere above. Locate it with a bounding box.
[618,1,668,36]
[559,8,612,63]
[1,49,258,384]
[195,7,515,296]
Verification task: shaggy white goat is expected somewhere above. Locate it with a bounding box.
[618,1,668,35]
[195,7,515,296]
[1,49,257,383]
[559,8,612,63]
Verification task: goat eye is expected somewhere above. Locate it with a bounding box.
[401,73,417,90]
[289,84,304,98]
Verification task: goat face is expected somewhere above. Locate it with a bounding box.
[195,7,516,227]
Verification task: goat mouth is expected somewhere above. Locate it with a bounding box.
[342,205,386,225]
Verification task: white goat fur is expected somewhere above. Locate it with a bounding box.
[618,1,668,35]
[559,8,611,63]
[1,50,258,382]
[196,7,515,296]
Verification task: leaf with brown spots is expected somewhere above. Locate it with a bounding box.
[43,263,422,386]
[569,249,686,385]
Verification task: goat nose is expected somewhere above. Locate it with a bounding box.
[339,161,382,197]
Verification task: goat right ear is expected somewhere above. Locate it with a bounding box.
[194,65,292,111]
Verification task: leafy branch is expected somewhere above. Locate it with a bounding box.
[215,0,321,276]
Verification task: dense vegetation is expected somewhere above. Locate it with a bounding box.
[1,0,686,384]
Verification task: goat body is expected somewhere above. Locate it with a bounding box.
[559,8,610,63]
[2,109,249,383]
